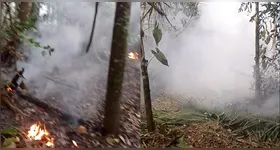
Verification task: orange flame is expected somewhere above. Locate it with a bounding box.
[72,140,79,147]
[128,52,138,60]
[26,122,54,148]
[6,86,12,92]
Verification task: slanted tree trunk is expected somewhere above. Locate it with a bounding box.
[254,2,262,103]
[103,2,131,135]
[140,27,155,132]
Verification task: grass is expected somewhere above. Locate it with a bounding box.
[141,96,280,148]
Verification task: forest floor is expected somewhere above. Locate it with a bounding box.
[141,96,280,148]
[0,59,141,148]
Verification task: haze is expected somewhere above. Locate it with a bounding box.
[145,2,279,116]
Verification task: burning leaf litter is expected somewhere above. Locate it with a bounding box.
[6,86,12,92]
[128,52,139,60]
[25,122,55,148]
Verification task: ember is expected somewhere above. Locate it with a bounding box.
[128,52,138,60]
[26,122,54,148]
[6,86,12,92]
[72,140,79,148]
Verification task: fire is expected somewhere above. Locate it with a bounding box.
[6,86,12,92]
[128,52,138,60]
[72,140,79,148]
[26,122,54,148]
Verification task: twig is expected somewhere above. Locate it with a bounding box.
[147,55,155,67]
[43,76,80,91]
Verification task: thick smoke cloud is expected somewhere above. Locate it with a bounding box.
[17,2,140,118]
[145,2,279,116]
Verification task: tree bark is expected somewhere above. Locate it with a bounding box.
[254,2,262,103]
[103,2,131,135]
[18,2,32,22]
[140,27,155,132]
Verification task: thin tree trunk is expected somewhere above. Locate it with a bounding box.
[140,27,155,132]
[103,2,131,135]
[254,2,262,102]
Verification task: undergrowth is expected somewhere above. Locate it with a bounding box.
[141,96,280,148]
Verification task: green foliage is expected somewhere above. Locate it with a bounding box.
[238,2,279,71]
[3,137,17,147]
[151,48,169,66]
[149,22,169,67]
[177,136,187,148]
[1,127,20,148]
[1,127,19,136]
[2,3,54,57]
[206,112,280,142]
[153,22,162,46]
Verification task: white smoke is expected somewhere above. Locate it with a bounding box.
[145,2,279,116]
[17,2,140,118]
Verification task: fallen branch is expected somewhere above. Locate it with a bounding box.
[43,76,80,91]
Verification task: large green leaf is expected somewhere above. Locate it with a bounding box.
[153,22,162,46]
[151,48,169,66]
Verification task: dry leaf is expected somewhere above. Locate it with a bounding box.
[76,125,87,134]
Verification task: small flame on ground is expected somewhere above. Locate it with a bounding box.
[128,52,138,60]
[6,86,12,92]
[26,122,54,148]
[72,140,79,147]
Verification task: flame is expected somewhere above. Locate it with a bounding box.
[26,122,54,148]
[72,140,79,147]
[6,86,12,92]
[128,52,138,60]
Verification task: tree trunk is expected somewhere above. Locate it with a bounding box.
[140,27,155,132]
[18,2,32,22]
[254,2,262,103]
[103,2,131,135]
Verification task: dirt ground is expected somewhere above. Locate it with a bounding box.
[1,58,141,148]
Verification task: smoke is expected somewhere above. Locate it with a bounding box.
[146,2,279,116]
[17,2,140,119]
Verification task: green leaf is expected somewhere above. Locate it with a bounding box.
[176,136,187,148]
[151,48,169,67]
[33,42,40,47]
[1,127,19,136]
[3,137,17,147]
[28,38,34,43]
[153,24,162,46]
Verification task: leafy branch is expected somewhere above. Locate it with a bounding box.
[149,21,169,67]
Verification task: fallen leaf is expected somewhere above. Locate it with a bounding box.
[3,137,17,147]
[76,125,87,134]
[6,142,17,148]
[105,137,114,145]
